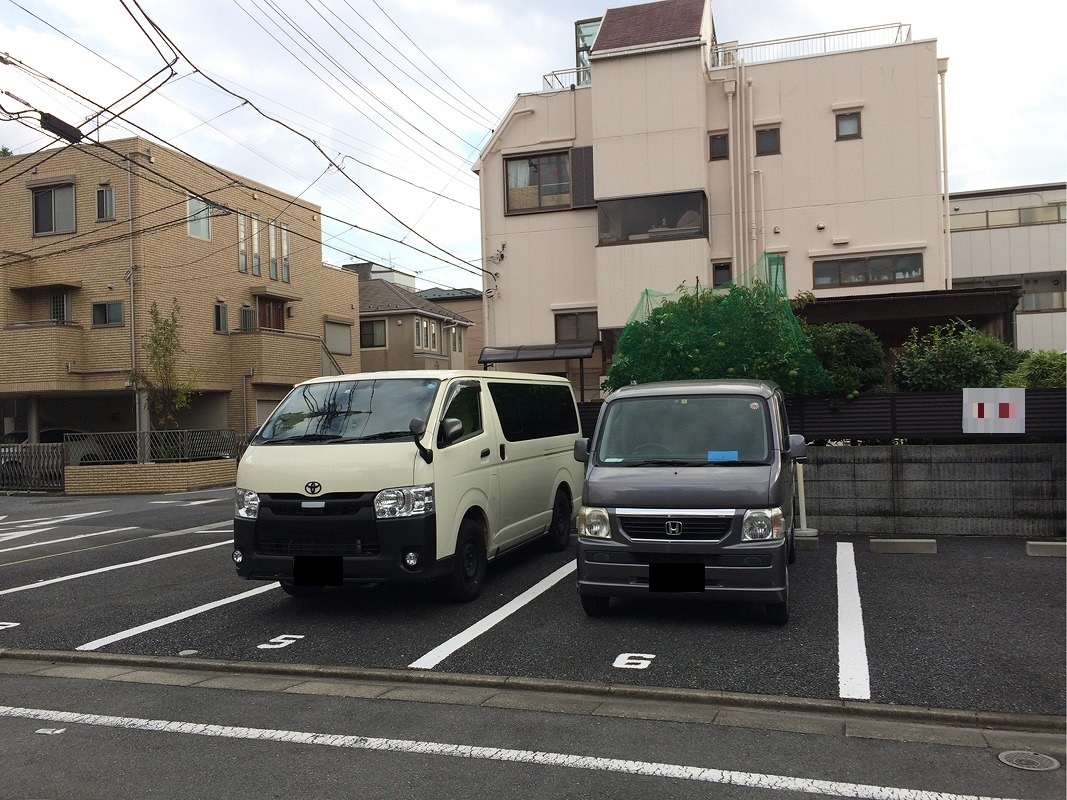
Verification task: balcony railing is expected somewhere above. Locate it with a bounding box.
[711,24,912,68]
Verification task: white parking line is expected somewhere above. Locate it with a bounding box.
[837,542,871,700]
[0,706,1025,800]
[0,527,139,555]
[409,560,576,669]
[0,511,109,529]
[76,583,279,651]
[0,541,230,596]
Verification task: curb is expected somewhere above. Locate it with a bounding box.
[2,647,1062,735]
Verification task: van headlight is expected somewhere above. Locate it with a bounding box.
[578,506,611,539]
[741,508,784,541]
[374,485,434,518]
[235,488,260,519]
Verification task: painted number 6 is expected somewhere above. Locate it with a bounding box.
[613,652,656,670]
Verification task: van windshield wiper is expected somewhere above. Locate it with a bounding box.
[263,433,343,444]
[353,430,412,441]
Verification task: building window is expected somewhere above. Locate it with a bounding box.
[268,220,278,280]
[240,306,257,331]
[50,293,69,324]
[360,320,386,348]
[238,213,247,272]
[281,226,291,282]
[187,196,211,240]
[506,152,571,213]
[251,214,261,276]
[214,302,228,333]
[33,184,75,234]
[709,133,728,161]
[575,18,601,86]
[96,186,114,220]
[755,127,780,156]
[712,262,732,287]
[326,320,353,354]
[91,301,123,327]
[431,322,437,351]
[597,191,706,245]
[451,325,464,353]
[951,202,1066,231]
[422,318,429,349]
[836,112,861,141]
[813,253,923,288]
[555,311,598,343]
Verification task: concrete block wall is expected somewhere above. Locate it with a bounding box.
[802,444,1066,538]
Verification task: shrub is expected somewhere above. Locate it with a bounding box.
[1002,350,1067,389]
[891,320,1019,391]
[803,322,887,397]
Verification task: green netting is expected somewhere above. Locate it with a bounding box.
[607,253,832,396]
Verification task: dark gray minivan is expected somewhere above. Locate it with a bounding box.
[573,379,806,624]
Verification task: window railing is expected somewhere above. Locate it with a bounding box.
[950,203,1066,231]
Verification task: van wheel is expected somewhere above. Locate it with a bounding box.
[279,581,324,598]
[443,519,487,602]
[580,594,610,617]
[542,489,572,552]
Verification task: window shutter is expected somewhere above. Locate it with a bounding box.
[570,146,595,208]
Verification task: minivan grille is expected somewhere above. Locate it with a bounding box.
[263,492,372,516]
[619,515,731,541]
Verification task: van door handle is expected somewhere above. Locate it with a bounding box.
[499,444,506,460]
[480,448,490,458]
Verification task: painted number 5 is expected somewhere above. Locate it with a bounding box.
[257,634,304,650]
[613,652,656,670]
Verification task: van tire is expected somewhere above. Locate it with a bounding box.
[580,594,610,617]
[280,581,324,598]
[444,518,487,602]
[542,489,573,552]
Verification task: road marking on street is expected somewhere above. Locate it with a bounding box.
[0,705,1026,800]
[409,560,576,669]
[149,499,223,507]
[0,541,231,597]
[76,583,279,651]
[837,542,871,700]
[0,527,57,543]
[0,527,139,555]
[0,511,109,529]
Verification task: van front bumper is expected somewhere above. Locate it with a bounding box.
[233,503,448,585]
[576,537,788,604]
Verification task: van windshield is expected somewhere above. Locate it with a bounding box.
[596,394,772,465]
[257,378,441,443]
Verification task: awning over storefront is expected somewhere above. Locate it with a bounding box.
[478,342,596,364]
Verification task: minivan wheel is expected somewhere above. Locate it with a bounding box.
[443,518,487,602]
[580,594,610,617]
[542,489,573,552]
[279,581,324,598]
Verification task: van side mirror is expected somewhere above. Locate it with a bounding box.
[409,417,433,464]
[786,433,807,462]
[573,438,589,462]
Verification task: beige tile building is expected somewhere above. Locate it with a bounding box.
[474,0,955,397]
[0,136,361,440]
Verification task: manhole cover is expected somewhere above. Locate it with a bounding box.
[997,751,1061,771]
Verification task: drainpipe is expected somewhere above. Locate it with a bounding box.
[745,76,757,271]
[938,57,952,290]
[725,80,738,276]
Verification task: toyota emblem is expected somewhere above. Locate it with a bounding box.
[665,520,683,536]
[305,481,322,495]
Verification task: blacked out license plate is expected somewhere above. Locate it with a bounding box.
[648,562,705,592]
[293,555,343,586]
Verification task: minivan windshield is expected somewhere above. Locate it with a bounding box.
[257,378,441,443]
[596,394,771,465]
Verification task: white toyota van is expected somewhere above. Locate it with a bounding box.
[233,370,583,601]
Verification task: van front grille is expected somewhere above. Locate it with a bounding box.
[619,515,731,541]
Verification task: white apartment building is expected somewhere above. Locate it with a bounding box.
[950,183,1066,352]
[475,0,963,398]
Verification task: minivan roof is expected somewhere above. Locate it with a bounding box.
[293,370,573,388]
[605,379,779,402]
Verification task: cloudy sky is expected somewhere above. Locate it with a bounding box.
[2,0,1064,292]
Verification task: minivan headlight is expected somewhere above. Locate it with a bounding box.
[374,485,434,518]
[578,506,611,539]
[235,488,260,519]
[741,508,784,541]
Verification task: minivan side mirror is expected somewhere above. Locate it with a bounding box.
[786,433,807,462]
[573,438,589,462]
[409,417,433,464]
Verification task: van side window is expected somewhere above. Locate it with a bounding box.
[487,383,579,442]
[440,384,483,446]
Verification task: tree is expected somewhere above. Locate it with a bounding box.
[0,146,12,157]
[135,299,195,429]
[802,321,888,398]
[603,281,833,396]
[891,320,1022,391]
[1002,350,1067,389]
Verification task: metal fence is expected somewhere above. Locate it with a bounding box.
[1,429,239,491]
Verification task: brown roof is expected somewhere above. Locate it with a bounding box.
[592,0,705,54]
[359,279,472,324]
